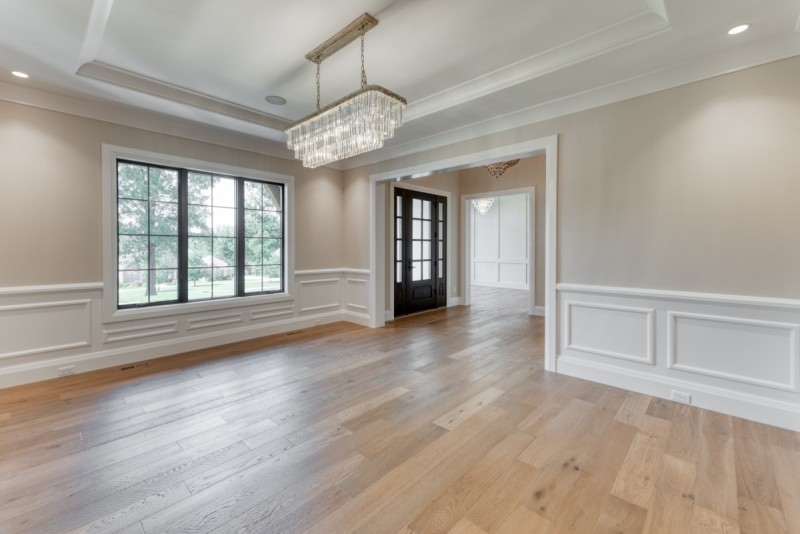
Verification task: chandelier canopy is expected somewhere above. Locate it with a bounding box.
[285,14,407,168]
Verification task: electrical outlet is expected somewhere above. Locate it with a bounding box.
[58,366,76,377]
[670,390,692,404]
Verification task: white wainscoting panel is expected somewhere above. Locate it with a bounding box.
[0,299,91,360]
[298,278,341,313]
[0,269,372,389]
[345,278,368,311]
[557,283,800,431]
[564,301,654,364]
[668,311,797,391]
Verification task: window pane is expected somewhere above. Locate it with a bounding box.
[263,239,281,264]
[213,237,236,268]
[422,200,431,220]
[396,195,402,215]
[439,222,444,239]
[438,241,443,258]
[213,207,236,237]
[412,241,421,260]
[150,269,178,302]
[423,221,431,240]
[213,176,236,207]
[396,218,402,239]
[188,173,211,205]
[118,199,148,235]
[152,236,178,269]
[118,270,148,305]
[244,181,262,209]
[150,201,178,235]
[245,238,262,265]
[188,205,211,236]
[264,184,282,211]
[422,241,431,260]
[396,241,402,261]
[263,212,282,238]
[396,262,402,283]
[412,220,421,239]
[188,268,212,300]
[150,168,178,202]
[213,268,235,298]
[438,260,444,278]
[118,235,148,270]
[263,264,281,291]
[244,210,262,238]
[244,266,262,293]
[188,237,212,268]
[118,163,148,200]
[412,261,422,281]
[422,261,431,280]
[412,198,421,218]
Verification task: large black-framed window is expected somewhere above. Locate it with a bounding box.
[116,159,285,309]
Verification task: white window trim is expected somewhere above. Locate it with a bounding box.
[102,144,295,324]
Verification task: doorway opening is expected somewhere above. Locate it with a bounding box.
[464,189,536,319]
[368,136,559,372]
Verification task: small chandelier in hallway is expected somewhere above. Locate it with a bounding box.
[472,197,495,215]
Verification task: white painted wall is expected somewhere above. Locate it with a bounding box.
[471,193,529,290]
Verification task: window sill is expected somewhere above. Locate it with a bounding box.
[104,291,294,324]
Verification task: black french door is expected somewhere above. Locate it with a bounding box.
[394,188,447,316]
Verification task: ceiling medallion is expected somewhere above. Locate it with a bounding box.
[483,159,520,178]
[285,13,407,168]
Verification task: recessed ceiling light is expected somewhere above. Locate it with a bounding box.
[728,24,749,35]
[11,71,29,79]
[265,95,287,105]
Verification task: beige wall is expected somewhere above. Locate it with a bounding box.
[0,101,344,286]
[343,56,800,300]
[460,156,545,306]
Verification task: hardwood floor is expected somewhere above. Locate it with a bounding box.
[0,287,798,533]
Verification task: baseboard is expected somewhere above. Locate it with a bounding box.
[533,305,546,317]
[448,297,463,307]
[0,310,358,390]
[557,354,800,431]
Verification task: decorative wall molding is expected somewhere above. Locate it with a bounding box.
[0,283,103,296]
[557,283,800,431]
[667,311,798,392]
[250,304,294,321]
[104,321,179,343]
[187,312,245,331]
[556,283,800,310]
[0,300,92,360]
[564,300,655,365]
[0,268,371,389]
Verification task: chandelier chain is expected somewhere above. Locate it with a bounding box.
[360,31,367,87]
[315,61,321,111]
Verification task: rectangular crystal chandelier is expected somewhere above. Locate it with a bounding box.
[284,14,407,168]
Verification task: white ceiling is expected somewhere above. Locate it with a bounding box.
[1,0,799,169]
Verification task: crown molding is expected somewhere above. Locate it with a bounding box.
[0,81,295,161]
[76,61,291,131]
[341,32,800,170]
[404,6,670,122]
